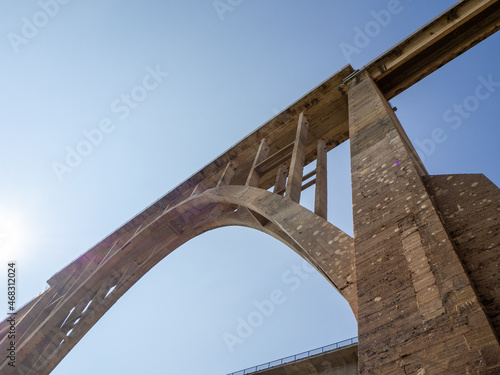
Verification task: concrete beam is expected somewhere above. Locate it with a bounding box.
[247,345,358,375]
[365,0,500,99]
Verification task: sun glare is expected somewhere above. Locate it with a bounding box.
[0,212,26,263]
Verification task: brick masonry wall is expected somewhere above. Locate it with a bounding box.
[348,72,500,374]
[424,174,500,339]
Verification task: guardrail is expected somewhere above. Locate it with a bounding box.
[227,336,358,375]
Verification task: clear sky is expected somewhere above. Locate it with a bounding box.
[1,1,499,374]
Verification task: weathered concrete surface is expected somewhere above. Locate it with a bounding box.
[424,174,500,339]
[253,345,358,375]
[348,71,500,374]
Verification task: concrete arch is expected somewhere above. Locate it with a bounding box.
[2,185,356,375]
[180,186,357,315]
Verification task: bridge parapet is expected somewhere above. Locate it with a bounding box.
[228,337,358,375]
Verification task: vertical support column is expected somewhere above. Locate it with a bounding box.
[273,163,288,195]
[286,112,308,202]
[348,71,500,374]
[246,139,269,187]
[314,139,327,219]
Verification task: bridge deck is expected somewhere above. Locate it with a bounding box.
[228,337,358,375]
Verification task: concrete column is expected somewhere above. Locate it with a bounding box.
[273,163,288,195]
[286,112,308,202]
[315,139,327,220]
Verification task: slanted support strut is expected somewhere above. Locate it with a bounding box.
[246,139,269,187]
[285,112,308,202]
[217,161,237,188]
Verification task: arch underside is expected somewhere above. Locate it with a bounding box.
[0,186,355,375]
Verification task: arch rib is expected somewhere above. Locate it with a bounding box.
[0,185,355,375]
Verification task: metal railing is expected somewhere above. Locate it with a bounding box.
[227,336,358,375]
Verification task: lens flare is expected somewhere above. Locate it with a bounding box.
[0,212,25,262]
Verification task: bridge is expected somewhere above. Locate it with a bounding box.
[1,0,500,374]
[228,337,358,375]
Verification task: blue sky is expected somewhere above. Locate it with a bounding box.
[1,1,499,374]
